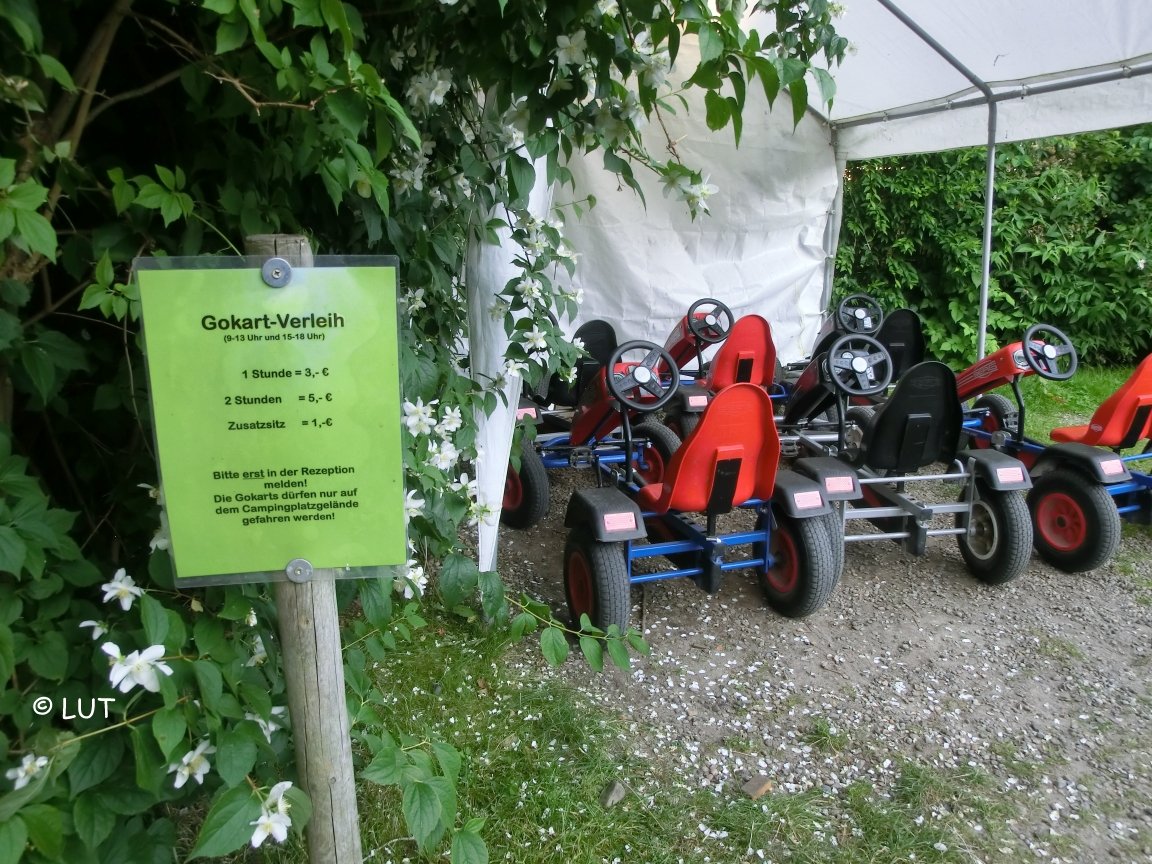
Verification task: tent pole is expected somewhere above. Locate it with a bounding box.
[977,104,997,359]
[823,129,847,310]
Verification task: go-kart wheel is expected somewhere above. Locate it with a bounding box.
[606,341,680,412]
[955,482,1032,584]
[826,335,893,397]
[843,404,875,467]
[753,506,840,618]
[1022,323,1078,381]
[687,298,734,345]
[632,421,681,486]
[501,437,550,530]
[967,393,1018,450]
[1028,468,1121,573]
[563,529,630,632]
[665,410,699,441]
[836,293,884,334]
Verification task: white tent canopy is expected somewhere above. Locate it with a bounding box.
[471,0,1152,568]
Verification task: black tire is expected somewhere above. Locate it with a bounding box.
[956,481,1032,584]
[843,405,875,466]
[969,393,1017,449]
[1028,468,1122,573]
[632,422,681,486]
[563,529,631,632]
[817,509,845,576]
[753,507,840,617]
[500,437,549,530]
[664,411,699,441]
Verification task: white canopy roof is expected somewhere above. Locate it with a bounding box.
[804,0,1152,161]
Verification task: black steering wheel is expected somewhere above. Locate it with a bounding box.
[686,298,734,345]
[825,334,893,396]
[1022,323,1077,381]
[836,293,884,334]
[606,341,680,412]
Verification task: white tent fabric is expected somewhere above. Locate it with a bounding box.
[807,0,1152,160]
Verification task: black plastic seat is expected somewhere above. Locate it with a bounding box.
[855,361,962,473]
[875,308,927,382]
[546,319,618,406]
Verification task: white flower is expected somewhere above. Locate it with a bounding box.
[79,620,107,640]
[138,482,165,505]
[449,472,478,498]
[468,500,499,527]
[405,287,427,313]
[596,0,619,15]
[267,780,294,814]
[397,560,428,600]
[438,0,460,5]
[245,608,258,628]
[168,739,216,789]
[685,176,720,214]
[6,753,48,790]
[101,568,143,611]
[556,30,587,67]
[246,635,268,667]
[103,642,173,693]
[406,68,453,110]
[503,358,530,378]
[402,398,438,436]
[250,809,292,848]
[522,325,549,352]
[246,706,288,742]
[404,489,425,521]
[437,405,463,434]
[430,438,460,471]
[1139,257,1147,270]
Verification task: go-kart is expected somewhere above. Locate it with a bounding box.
[502,300,734,530]
[962,324,1142,572]
[560,340,855,632]
[784,334,1036,584]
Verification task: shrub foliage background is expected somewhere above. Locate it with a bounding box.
[0,0,844,860]
[834,125,1152,364]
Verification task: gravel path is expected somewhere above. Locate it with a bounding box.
[497,467,1152,863]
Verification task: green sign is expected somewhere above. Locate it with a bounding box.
[135,259,405,583]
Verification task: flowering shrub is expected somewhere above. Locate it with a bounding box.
[0,0,843,860]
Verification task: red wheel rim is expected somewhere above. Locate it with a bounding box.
[503,464,523,510]
[567,550,593,618]
[1035,491,1087,552]
[635,444,665,485]
[972,413,1000,450]
[765,526,799,595]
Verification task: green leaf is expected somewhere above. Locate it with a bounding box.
[214,727,257,787]
[697,23,724,63]
[0,624,12,683]
[810,67,836,108]
[704,89,730,131]
[25,630,67,679]
[12,210,56,260]
[431,741,461,783]
[506,154,536,208]
[358,574,393,629]
[0,527,25,575]
[186,785,262,860]
[437,553,478,610]
[320,0,353,53]
[3,182,47,211]
[132,725,164,795]
[363,739,407,786]
[451,827,488,864]
[202,0,236,12]
[325,91,368,136]
[19,343,55,402]
[139,592,169,645]
[402,780,442,848]
[508,611,537,641]
[21,803,62,859]
[151,706,187,760]
[626,630,650,655]
[788,78,809,127]
[606,636,631,670]
[578,635,603,671]
[73,793,115,850]
[68,733,124,797]
[0,817,27,864]
[193,616,229,659]
[539,626,568,667]
[193,659,224,710]
[214,20,248,55]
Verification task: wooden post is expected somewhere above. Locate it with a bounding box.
[244,234,363,864]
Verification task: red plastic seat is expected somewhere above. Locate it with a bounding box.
[704,315,776,391]
[637,383,780,514]
[1050,354,1152,448]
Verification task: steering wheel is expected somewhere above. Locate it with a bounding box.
[1022,323,1078,381]
[606,341,680,412]
[825,334,893,396]
[686,298,734,345]
[836,293,884,334]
